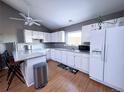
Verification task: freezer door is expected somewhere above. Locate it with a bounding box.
[104,27,124,90]
[89,29,106,81]
[90,29,106,52]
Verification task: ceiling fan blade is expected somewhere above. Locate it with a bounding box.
[33,22,41,26]
[33,19,42,22]
[9,17,25,21]
[19,13,27,19]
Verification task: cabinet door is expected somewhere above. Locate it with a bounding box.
[58,31,65,42]
[32,31,38,39]
[23,56,46,86]
[61,51,67,65]
[75,53,89,73]
[75,53,82,70]
[51,33,56,42]
[54,32,58,42]
[81,54,89,73]
[24,30,32,43]
[67,52,75,67]
[46,49,51,60]
[44,32,51,42]
[51,49,56,60]
[51,31,65,42]
[54,50,61,62]
[38,32,44,39]
[82,24,96,43]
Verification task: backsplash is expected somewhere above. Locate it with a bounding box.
[49,43,79,50]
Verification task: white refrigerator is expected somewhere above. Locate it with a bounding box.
[89,26,124,91]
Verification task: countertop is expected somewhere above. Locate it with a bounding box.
[13,49,46,62]
[13,48,90,62]
[51,48,90,54]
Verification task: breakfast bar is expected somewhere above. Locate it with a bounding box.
[13,50,47,87]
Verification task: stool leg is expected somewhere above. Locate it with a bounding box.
[7,68,12,81]
[7,71,14,91]
[15,71,25,84]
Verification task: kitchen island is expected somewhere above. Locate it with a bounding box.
[13,49,47,87]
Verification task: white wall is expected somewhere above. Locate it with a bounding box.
[0,43,6,53]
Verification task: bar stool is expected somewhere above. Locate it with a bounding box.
[2,50,25,91]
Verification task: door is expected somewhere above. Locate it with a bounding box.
[104,27,124,90]
[89,29,106,81]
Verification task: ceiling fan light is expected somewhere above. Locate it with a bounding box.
[29,22,33,26]
[25,22,28,25]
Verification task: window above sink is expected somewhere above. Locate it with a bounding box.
[66,30,81,46]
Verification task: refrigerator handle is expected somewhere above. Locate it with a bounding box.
[92,50,102,53]
[105,44,108,63]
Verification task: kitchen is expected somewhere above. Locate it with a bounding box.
[0,0,124,92]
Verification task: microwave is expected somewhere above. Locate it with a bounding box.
[78,45,90,52]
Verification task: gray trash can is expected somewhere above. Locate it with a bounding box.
[33,62,48,89]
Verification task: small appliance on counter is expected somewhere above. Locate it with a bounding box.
[78,45,90,52]
[24,45,32,50]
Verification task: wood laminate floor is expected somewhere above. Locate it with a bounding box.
[0,61,117,92]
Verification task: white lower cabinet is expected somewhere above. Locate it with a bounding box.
[75,53,89,73]
[21,56,46,87]
[48,49,90,74]
[66,52,75,68]
[46,49,51,60]
[51,49,56,60]
[55,50,62,62]
[81,54,89,73]
[61,51,67,65]
[75,53,82,70]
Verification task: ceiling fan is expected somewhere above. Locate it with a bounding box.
[9,8,41,26]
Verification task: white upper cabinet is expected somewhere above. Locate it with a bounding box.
[43,32,51,42]
[82,24,96,43]
[24,30,33,43]
[51,31,65,42]
[32,31,44,39]
[32,31,38,39]
[38,32,44,39]
[57,31,65,42]
[51,32,56,42]
[117,17,124,26]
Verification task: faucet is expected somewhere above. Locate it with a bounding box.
[71,47,75,51]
